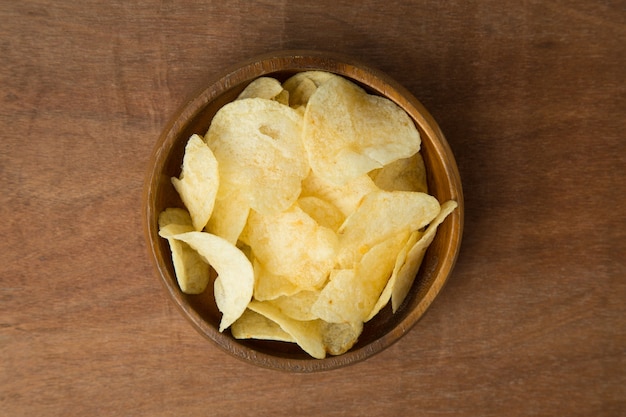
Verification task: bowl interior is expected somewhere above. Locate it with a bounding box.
[144,51,463,372]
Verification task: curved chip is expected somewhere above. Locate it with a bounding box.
[302,76,421,185]
[392,200,458,311]
[312,231,410,323]
[205,177,250,244]
[246,205,338,290]
[237,77,285,101]
[320,321,362,356]
[297,195,344,231]
[336,190,440,268]
[268,290,320,321]
[369,152,428,193]
[205,98,309,216]
[252,258,301,301]
[158,207,194,230]
[300,170,379,217]
[171,134,219,231]
[248,300,326,359]
[167,231,254,332]
[282,70,337,108]
[231,309,295,343]
[158,208,210,294]
[366,230,421,321]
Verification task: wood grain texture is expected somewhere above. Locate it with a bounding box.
[1,0,624,416]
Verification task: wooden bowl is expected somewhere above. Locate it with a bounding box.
[143,50,463,372]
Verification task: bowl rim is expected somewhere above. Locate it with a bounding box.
[143,50,464,372]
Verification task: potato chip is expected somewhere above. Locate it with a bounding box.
[158,209,211,294]
[268,290,319,321]
[158,207,194,230]
[237,77,284,101]
[297,195,344,231]
[320,321,362,356]
[273,89,290,106]
[369,152,428,193]
[312,231,410,323]
[366,230,421,321]
[300,170,379,217]
[252,258,301,301]
[302,75,421,185]
[283,70,336,89]
[282,71,337,107]
[392,200,458,312]
[171,134,219,231]
[336,190,440,268]
[231,309,295,343]
[246,205,338,290]
[204,178,250,244]
[286,77,317,109]
[166,231,254,332]
[248,300,326,359]
[205,98,309,216]
[310,269,355,323]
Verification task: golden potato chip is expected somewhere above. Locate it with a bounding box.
[320,321,363,356]
[171,134,219,231]
[392,200,458,312]
[205,178,250,244]
[302,75,421,185]
[268,290,320,321]
[282,71,337,108]
[297,195,344,231]
[205,98,309,216]
[166,231,254,332]
[369,152,428,193]
[231,309,295,343]
[366,230,421,321]
[283,70,336,89]
[246,205,338,290]
[336,190,440,268]
[312,231,410,323]
[158,209,211,294]
[248,300,326,359]
[237,77,284,101]
[286,77,317,109]
[158,207,194,230]
[300,170,379,217]
[273,89,290,106]
[310,269,355,323]
[252,258,301,301]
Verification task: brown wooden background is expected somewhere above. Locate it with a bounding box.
[1,1,624,416]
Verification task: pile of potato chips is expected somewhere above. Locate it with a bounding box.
[158,71,457,359]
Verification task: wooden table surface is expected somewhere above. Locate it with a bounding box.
[1,1,624,416]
